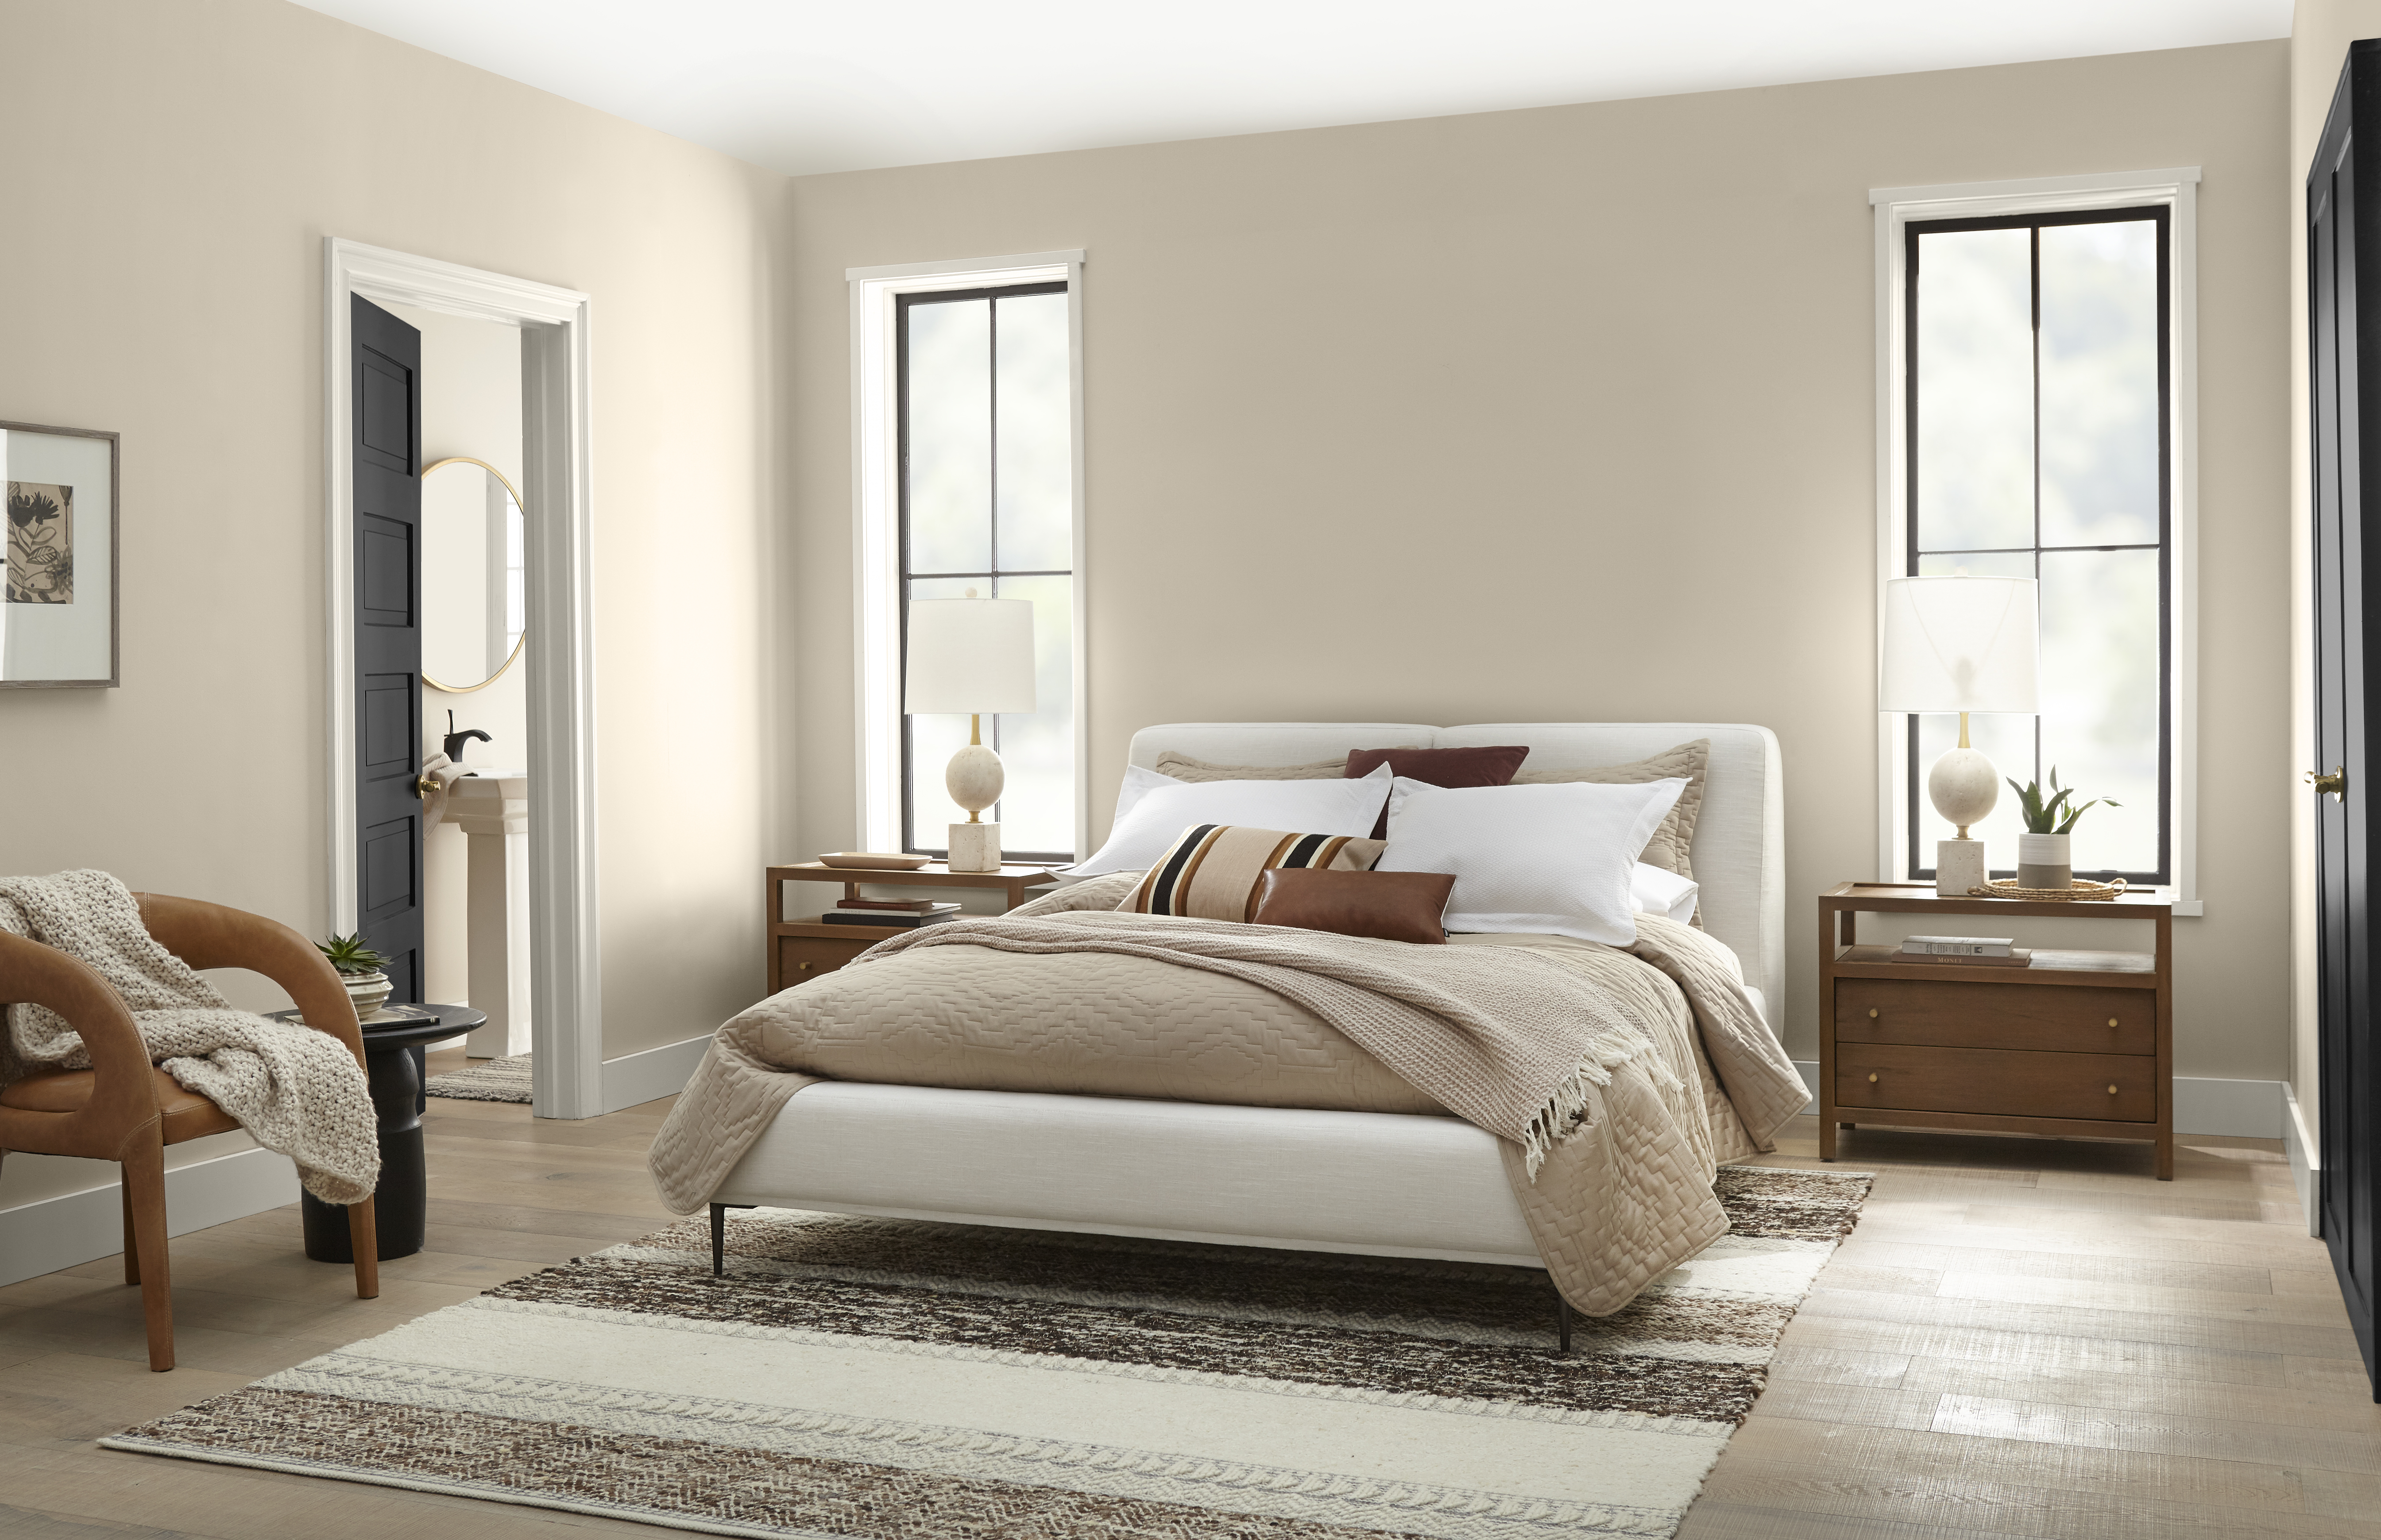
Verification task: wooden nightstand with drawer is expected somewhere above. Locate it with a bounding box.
[1819,882,2174,1179]
[765,861,1061,996]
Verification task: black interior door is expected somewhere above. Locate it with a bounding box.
[352,295,425,1005]
[2310,40,2380,1399]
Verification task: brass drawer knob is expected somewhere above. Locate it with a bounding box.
[798,961,813,973]
[1868,1008,1879,1019]
[1868,1072,1879,1083]
[2108,1017,2118,1028]
[2107,1084,2118,1095]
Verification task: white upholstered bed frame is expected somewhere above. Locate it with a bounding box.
[711,723,1785,1276]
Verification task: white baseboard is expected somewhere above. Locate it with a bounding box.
[1788,1062,2285,1139]
[601,1033,712,1113]
[0,1146,301,1289]
[2284,1081,2320,1236]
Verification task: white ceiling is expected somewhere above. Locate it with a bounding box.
[294,0,2293,178]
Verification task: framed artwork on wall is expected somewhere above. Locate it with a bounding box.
[2,419,118,688]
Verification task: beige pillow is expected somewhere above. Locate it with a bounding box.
[1119,825,1388,922]
[1514,737,1711,895]
[1152,751,1349,782]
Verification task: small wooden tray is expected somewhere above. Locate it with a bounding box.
[815,852,933,870]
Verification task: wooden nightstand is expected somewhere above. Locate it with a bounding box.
[765,861,1060,996]
[1819,882,2174,1179]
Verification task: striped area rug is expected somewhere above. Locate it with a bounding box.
[422,1053,532,1103]
[103,1166,1869,1539]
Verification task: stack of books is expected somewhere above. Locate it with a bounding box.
[1899,935,2031,967]
[821,896,964,928]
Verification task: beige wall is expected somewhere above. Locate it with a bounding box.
[0,0,793,1064]
[787,42,2294,1074]
[2288,3,2381,1143]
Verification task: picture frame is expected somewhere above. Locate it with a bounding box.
[2,419,119,688]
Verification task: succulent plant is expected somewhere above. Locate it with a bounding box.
[316,932,391,976]
[2005,767,2120,835]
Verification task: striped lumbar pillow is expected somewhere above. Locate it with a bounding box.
[1119,825,1387,922]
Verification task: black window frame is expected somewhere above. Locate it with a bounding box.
[894,279,1073,863]
[1902,205,2173,886]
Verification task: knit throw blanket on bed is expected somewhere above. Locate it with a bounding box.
[0,871,379,1204]
[854,911,1662,1180]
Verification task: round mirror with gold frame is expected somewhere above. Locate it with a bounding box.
[420,456,525,693]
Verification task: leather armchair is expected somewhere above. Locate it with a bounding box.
[0,893,378,1370]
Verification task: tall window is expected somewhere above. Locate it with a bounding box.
[1905,207,2170,883]
[897,282,1075,860]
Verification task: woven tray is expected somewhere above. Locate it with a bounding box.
[1967,877,2128,902]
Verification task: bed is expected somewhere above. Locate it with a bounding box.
[655,722,1794,1333]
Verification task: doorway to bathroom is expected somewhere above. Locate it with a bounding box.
[325,239,601,1119]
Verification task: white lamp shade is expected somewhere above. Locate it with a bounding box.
[1879,575,2041,714]
[905,598,1037,715]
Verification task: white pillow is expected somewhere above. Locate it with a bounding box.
[1044,764,1187,882]
[1069,764,1395,880]
[1375,777,1688,944]
[1630,862,1700,924]
[1109,763,1184,827]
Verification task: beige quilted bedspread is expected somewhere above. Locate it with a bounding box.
[649,884,1804,1316]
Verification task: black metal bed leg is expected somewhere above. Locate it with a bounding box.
[711,1203,727,1276]
[1557,1295,1573,1356]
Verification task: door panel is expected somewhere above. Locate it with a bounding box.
[352,295,425,1006]
[2310,43,2380,1398]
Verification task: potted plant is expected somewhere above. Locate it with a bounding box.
[2005,768,2120,890]
[317,932,394,1019]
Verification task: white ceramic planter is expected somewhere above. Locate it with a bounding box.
[2017,832,2072,891]
[342,969,393,1019]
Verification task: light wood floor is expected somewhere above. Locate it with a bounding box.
[1,1057,2374,1540]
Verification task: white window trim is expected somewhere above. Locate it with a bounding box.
[849,250,1089,859]
[1871,169,2203,916]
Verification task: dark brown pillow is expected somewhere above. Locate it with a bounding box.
[1251,868,1456,945]
[1343,745,1530,838]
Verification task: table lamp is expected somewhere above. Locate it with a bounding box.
[1878,575,2041,897]
[905,593,1037,872]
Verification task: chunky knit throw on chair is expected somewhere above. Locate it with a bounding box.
[0,870,379,1203]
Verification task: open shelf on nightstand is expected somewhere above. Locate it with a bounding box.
[1831,943,2155,987]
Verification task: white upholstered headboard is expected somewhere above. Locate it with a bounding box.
[1122,722,1786,1019]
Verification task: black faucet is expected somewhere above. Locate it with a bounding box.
[443,710,492,765]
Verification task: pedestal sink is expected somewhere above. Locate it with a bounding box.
[441,770,529,1059]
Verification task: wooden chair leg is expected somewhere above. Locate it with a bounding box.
[120,1181,139,1285]
[347,1196,379,1298]
[120,1144,173,1372]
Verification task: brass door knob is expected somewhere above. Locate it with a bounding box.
[1868,1008,1879,1019]
[415,774,441,799]
[2309,766,2347,801]
[1868,1072,1879,1083]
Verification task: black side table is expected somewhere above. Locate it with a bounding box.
[275,1004,486,1263]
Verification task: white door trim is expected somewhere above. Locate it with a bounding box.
[323,238,603,1119]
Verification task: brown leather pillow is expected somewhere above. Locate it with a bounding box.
[1343,745,1530,838]
[1251,868,1456,945]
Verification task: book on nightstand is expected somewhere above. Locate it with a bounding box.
[821,905,962,928]
[1898,945,2033,968]
[1901,935,2014,956]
